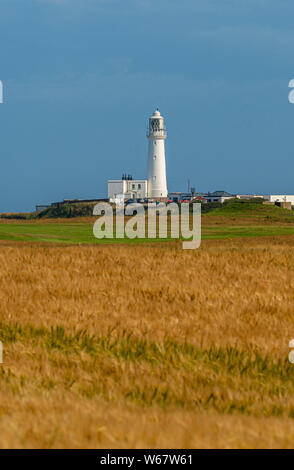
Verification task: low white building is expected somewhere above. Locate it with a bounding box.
[108,178,148,202]
[168,190,235,203]
[263,195,294,206]
[235,194,262,200]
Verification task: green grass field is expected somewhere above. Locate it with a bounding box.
[1,221,294,244]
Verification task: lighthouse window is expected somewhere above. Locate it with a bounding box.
[132,184,135,189]
[151,119,160,131]
[138,184,141,189]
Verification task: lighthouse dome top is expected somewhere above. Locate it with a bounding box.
[152,108,162,117]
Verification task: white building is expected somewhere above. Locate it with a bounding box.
[263,195,294,206]
[235,194,262,200]
[108,177,148,202]
[147,109,168,198]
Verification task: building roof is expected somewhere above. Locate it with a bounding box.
[207,191,234,197]
[108,179,147,183]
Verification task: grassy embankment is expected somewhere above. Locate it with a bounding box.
[1,200,294,243]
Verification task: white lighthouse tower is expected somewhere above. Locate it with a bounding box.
[147,108,168,198]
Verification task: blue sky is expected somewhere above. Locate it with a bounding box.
[1,0,294,212]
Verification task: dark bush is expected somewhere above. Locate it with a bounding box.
[36,203,96,219]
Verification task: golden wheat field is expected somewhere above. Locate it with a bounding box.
[1,236,294,448]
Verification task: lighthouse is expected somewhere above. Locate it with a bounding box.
[108,108,169,202]
[147,108,168,198]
